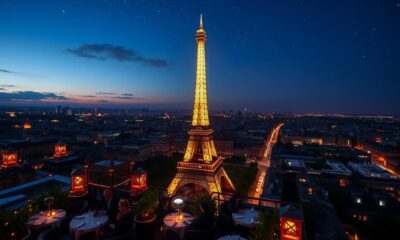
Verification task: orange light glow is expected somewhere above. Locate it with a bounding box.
[280,217,302,240]
[23,122,31,129]
[54,143,67,157]
[2,151,18,167]
[339,178,348,187]
[73,176,84,190]
[131,169,147,192]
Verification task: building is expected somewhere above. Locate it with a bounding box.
[149,133,170,155]
[167,15,235,197]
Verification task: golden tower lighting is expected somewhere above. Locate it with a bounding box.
[167,15,235,197]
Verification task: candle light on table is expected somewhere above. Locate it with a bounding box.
[171,196,185,221]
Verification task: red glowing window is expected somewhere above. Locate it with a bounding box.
[54,142,67,157]
[2,151,18,167]
[131,168,147,192]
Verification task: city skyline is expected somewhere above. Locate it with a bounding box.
[1,0,400,114]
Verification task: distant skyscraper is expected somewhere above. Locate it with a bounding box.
[94,106,100,116]
[56,105,62,114]
[167,15,235,197]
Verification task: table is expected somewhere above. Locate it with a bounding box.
[69,211,108,240]
[232,208,259,228]
[218,235,247,240]
[27,209,66,228]
[163,212,194,240]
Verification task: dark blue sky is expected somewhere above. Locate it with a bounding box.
[0,0,399,114]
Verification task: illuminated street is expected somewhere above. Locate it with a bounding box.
[249,123,284,199]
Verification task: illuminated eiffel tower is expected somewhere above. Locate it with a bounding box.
[167,15,235,197]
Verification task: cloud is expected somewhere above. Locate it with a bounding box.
[112,96,141,100]
[79,95,97,98]
[0,84,17,88]
[0,91,67,101]
[97,100,110,103]
[0,69,14,74]
[0,88,5,91]
[96,91,118,95]
[121,93,133,96]
[66,43,169,67]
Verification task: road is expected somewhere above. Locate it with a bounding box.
[248,123,284,200]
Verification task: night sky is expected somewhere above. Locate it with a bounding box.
[0,0,399,114]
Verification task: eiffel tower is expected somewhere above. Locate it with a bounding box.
[167,15,235,197]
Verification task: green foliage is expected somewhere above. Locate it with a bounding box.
[136,153,181,188]
[250,209,280,240]
[225,163,259,195]
[0,186,69,240]
[136,189,160,217]
[31,185,69,210]
[186,194,217,217]
[0,207,31,239]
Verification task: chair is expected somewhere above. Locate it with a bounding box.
[104,222,136,240]
[37,227,70,240]
[164,229,181,240]
[21,227,31,240]
[186,221,217,240]
[217,206,235,235]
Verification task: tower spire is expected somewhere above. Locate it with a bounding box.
[167,15,235,198]
[193,13,208,127]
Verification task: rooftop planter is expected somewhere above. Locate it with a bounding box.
[134,189,159,223]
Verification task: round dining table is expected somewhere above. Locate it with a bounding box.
[69,211,108,240]
[163,212,194,240]
[27,209,66,229]
[218,235,247,240]
[232,208,259,228]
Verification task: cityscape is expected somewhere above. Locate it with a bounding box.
[1,1,400,240]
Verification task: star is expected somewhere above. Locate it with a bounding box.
[61,9,66,14]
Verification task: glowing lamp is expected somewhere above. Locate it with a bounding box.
[43,197,55,217]
[1,149,18,168]
[280,205,303,240]
[54,141,67,157]
[69,167,88,197]
[131,168,147,194]
[172,196,185,220]
[23,122,31,129]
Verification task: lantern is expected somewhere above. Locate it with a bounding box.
[131,168,147,194]
[23,122,31,129]
[69,167,88,197]
[1,149,18,168]
[172,196,185,220]
[54,141,67,157]
[43,197,55,217]
[280,205,303,240]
